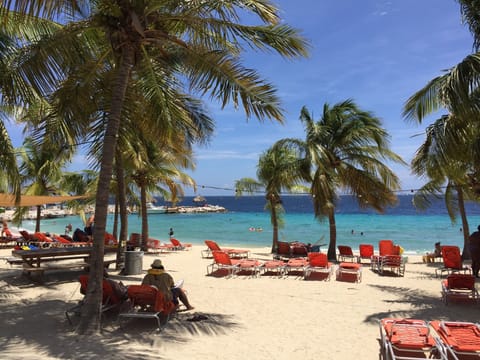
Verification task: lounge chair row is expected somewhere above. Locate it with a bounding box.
[206,250,362,282]
[379,317,480,359]
[338,240,403,263]
[128,233,192,253]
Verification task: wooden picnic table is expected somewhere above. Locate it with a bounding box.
[12,246,118,279]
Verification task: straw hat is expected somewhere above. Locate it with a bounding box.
[151,259,163,268]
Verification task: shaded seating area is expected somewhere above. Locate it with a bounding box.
[430,320,480,360]
[303,252,333,281]
[202,240,249,259]
[118,284,176,330]
[441,274,479,305]
[379,318,445,359]
[435,245,471,278]
[65,275,125,325]
[337,245,357,262]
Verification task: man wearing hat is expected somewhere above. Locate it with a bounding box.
[142,259,194,310]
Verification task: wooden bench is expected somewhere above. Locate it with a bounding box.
[22,259,117,280]
[2,256,25,266]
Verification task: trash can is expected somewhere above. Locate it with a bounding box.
[124,250,144,275]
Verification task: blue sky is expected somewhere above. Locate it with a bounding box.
[185,0,474,196]
[5,0,474,197]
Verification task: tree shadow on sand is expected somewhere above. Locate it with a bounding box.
[0,275,242,359]
[362,283,480,326]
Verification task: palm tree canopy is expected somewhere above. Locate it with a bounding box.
[283,99,405,215]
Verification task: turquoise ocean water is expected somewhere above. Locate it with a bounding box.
[18,195,480,255]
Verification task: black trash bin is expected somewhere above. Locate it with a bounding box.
[124,250,144,275]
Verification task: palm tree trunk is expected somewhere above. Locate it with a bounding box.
[35,205,41,232]
[115,152,128,269]
[327,210,337,261]
[113,198,119,239]
[77,46,134,335]
[140,183,148,250]
[270,198,278,253]
[457,186,471,259]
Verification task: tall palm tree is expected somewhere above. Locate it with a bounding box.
[411,115,479,258]
[2,0,309,333]
[403,1,480,259]
[277,100,405,260]
[235,145,309,252]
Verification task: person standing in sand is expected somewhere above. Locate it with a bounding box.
[142,259,194,311]
[469,225,480,278]
[84,214,94,236]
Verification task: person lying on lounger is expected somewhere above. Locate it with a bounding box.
[142,259,194,311]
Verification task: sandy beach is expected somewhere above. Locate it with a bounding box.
[0,244,479,360]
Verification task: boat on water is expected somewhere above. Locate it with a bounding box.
[146,202,167,214]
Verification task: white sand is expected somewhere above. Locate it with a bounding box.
[0,245,478,360]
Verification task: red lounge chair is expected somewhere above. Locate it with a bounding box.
[104,232,118,246]
[336,262,362,283]
[303,252,333,281]
[379,239,395,256]
[337,245,358,262]
[169,238,192,251]
[284,257,308,277]
[430,320,480,359]
[145,238,175,253]
[207,250,248,277]
[379,318,445,359]
[51,234,90,247]
[372,240,396,272]
[119,285,176,330]
[259,260,286,277]
[65,275,124,325]
[436,245,471,278]
[274,241,292,260]
[358,243,374,264]
[237,258,263,277]
[441,274,479,305]
[203,240,249,259]
[127,232,141,249]
[378,255,405,277]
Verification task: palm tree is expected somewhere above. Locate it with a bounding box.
[402,1,480,258]
[17,137,69,231]
[3,1,309,334]
[277,100,405,261]
[126,135,197,249]
[410,115,480,258]
[235,145,309,252]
